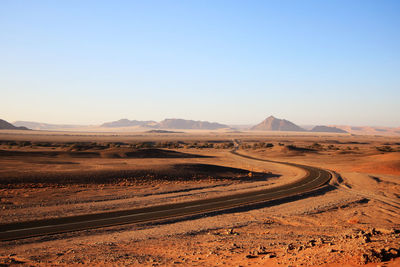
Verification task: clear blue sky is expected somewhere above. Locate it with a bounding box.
[1,0,399,126]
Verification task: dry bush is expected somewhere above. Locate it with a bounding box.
[376,146,394,152]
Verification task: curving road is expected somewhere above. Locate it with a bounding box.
[0,149,331,241]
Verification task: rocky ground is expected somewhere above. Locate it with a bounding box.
[1,187,399,266]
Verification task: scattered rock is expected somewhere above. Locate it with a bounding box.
[247,246,271,259]
[376,228,399,235]
[226,228,239,235]
[246,254,258,259]
[360,247,400,264]
[267,253,276,258]
[286,243,295,252]
[256,246,269,255]
[366,228,380,236]
[9,258,26,264]
[362,234,371,243]
[264,219,274,225]
[386,247,399,257]
[307,240,316,247]
[232,243,240,248]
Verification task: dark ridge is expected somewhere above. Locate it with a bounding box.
[204,140,232,143]
[329,141,370,145]
[286,145,317,152]
[124,149,212,158]
[175,163,254,175]
[0,148,211,159]
[0,163,278,186]
[146,130,183,133]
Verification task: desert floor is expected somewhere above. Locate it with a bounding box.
[0,130,399,266]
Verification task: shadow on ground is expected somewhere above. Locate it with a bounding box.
[0,148,212,159]
[0,163,278,186]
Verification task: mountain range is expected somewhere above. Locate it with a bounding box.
[250,116,350,133]
[0,119,29,130]
[3,117,399,135]
[13,121,82,130]
[101,118,229,130]
[101,119,157,128]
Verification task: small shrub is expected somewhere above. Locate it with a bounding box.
[376,146,394,152]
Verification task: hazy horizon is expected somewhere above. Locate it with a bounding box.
[7,116,400,129]
[2,1,399,127]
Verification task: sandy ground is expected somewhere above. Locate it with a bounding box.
[0,148,304,224]
[0,132,400,266]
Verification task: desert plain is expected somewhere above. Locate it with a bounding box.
[0,130,400,266]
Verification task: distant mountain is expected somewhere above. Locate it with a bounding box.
[0,119,29,130]
[13,121,80,130]
[310,125,348,133]
[251,116,305,131]
[158,119,229,130]
[99,118,229,130]
[101,119,157,128]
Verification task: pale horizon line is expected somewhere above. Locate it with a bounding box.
[6,117,399,129]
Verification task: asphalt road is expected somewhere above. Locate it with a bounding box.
[0,150,331,241]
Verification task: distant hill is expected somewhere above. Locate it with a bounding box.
[146,130,183,133]
[228,124,253,130]
[310,125,348,133]
[331,125,400,136]
[101,119,157,128]
[158,119,229,130]
[251,116,305,131]
[0,119,29,130]
[13,121,80,130]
